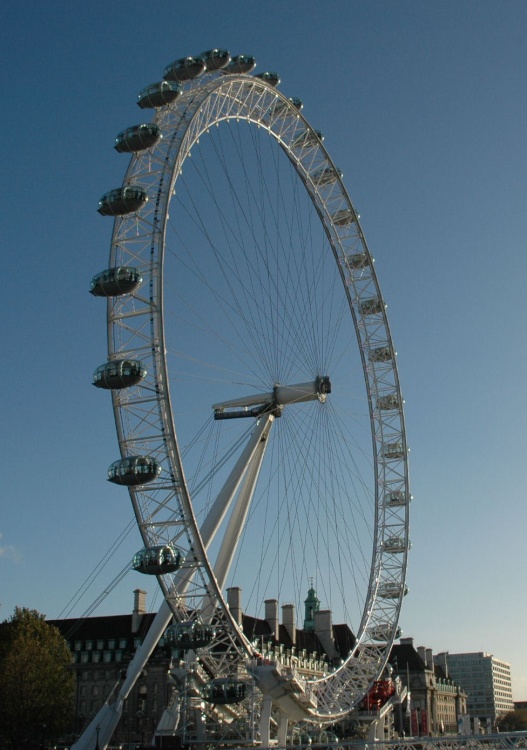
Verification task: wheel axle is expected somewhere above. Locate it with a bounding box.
[212,377,331,420]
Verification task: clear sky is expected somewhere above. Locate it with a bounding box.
[2,0,527,700]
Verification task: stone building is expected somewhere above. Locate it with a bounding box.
[388,637,467,736]
[50,592,468,744]
[49,590,172,745]
[49,587,354,745]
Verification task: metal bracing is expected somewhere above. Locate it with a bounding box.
[289,734,527,750]
[91,53,411,741]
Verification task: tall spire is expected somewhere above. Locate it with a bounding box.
[303,581,320,632]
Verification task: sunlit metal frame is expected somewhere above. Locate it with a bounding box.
[100,69,410,722]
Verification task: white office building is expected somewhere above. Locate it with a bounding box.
[434,651,513,728]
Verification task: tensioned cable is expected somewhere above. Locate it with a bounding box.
[57,517,137,620]
[59,561,133,640]
[155,98,382,636]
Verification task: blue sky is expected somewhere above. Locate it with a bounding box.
[2,1,527,700]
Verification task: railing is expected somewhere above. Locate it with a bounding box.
[270,732,527,750]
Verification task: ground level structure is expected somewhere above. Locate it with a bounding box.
[49,590,470,746]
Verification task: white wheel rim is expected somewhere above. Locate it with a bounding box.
[99,69,410,724]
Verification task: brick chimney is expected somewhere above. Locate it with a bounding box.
[435,651,449,678]
[282,603,296,645]
[314,609,339,659]
[227,586,242,625]
[425,648,434,671]
[265,598,279,640]
[132,589,146,633]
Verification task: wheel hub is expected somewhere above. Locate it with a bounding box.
[212,376,331,420]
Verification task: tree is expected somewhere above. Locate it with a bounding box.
[497,709,527,731]
[0,607,75,750]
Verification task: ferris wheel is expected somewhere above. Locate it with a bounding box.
[91,50,410,740]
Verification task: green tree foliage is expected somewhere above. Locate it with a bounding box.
[498,709,527,731]
[0,607,75,750]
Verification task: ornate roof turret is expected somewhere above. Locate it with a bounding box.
[303,583,320,632]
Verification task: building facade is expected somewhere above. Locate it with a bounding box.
[388,637,467,736]
[49,590,172,745]
[49,588,353,746]
[434,651,513,728]
[49,591,473,744]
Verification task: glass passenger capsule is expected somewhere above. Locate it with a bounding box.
[200,48,231,71]
[312,166,343,186]
[315,731,339,745]
[114,124,162,153]
[332,209,357,227]
[292,129,324,149]
[345,252,369,270]
[360,297,384,316]
[382,536,406,554]
[385,490,408,506]
[107,456,161,486]
[367,624,402,642]
[369,346,392,363]
[97,186,148,216]
[377,394,402,410]
[291,731,312,747]
[254,71,280,87]
[383,443,405,460]
[225,55,256,74]
[268,97,303,118]
[163,56,206,82]
[202,678,246,705]
[132,545,182,575]
[165,621,215,650]
[90,267,142,297]
[378,582,408,599]
[285,96,303,111]
[93,359,147,390]
[137,81,182,109]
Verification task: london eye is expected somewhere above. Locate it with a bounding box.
[87,49,411,747]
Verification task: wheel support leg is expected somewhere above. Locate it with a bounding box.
[259,695,273,746]
[277,712,289,746]
[71,598,173,750]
